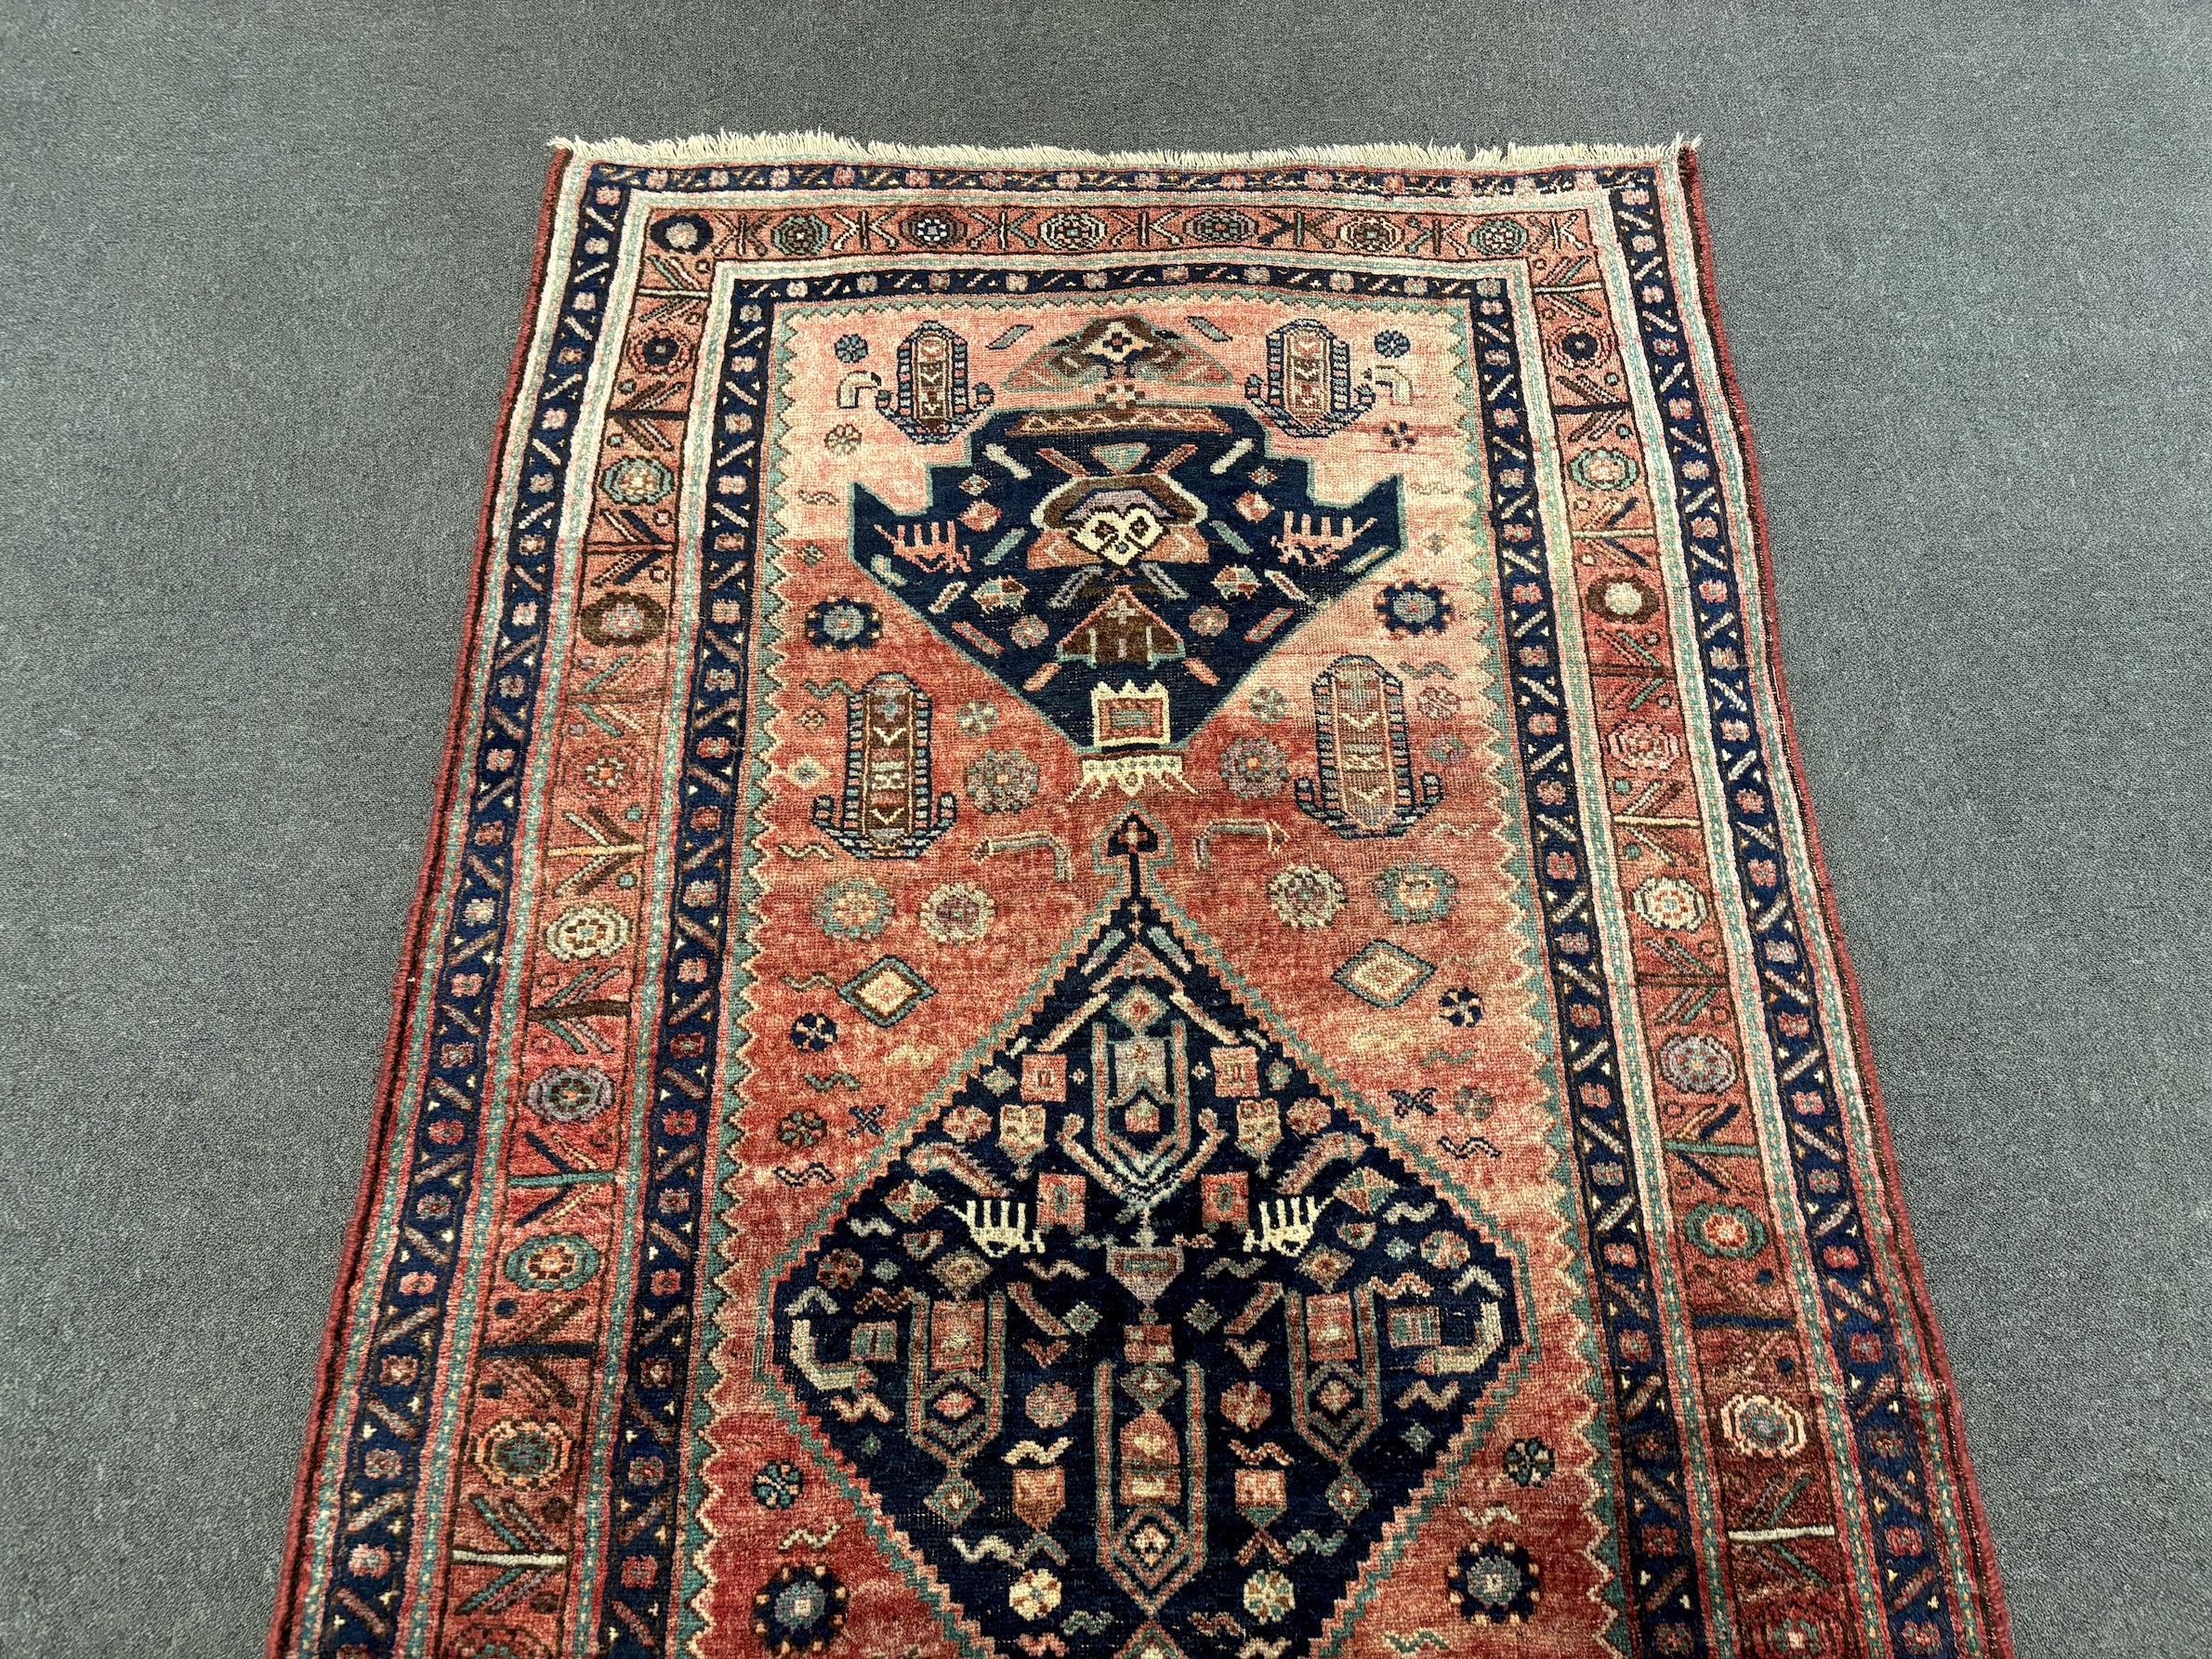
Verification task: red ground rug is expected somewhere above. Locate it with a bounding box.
[271,136,2013,1659]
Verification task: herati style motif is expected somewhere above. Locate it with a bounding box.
[271,137,2014,1659]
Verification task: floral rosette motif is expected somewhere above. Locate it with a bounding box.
[964,748,1039,814]
[1267,863,1348,928]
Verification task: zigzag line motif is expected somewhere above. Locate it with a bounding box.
[774,1163,835,1187]
[1397,660,1455,678]
[1383,1200,1440,1223]
[1417,1046,1480,1065]
[780,972,838,990]
[777,842,833,860]
[778,1521,841,1550]
[1205,1255,1268,1279]
[803,1073,861,1091]
[1394,1379,1462,1412]
[1383,1634,1450,1653]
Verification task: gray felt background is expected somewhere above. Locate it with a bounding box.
[2,4,2205,1654]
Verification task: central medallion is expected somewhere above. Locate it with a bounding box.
[768,816,1524,1659]
[850,373,1404,795]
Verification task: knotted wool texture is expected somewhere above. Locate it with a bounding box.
[271,136,2014,1659]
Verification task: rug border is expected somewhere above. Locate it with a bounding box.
[263,147,575,1659]
[1673,143,2018,1659]
[264,138,2019,1659]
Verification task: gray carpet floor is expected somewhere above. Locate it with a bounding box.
[2,4,2205,1654]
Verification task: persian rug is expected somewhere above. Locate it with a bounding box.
[271,136,2013,1659]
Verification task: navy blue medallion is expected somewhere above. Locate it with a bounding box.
[767,815,1525,1659]
[849,396,1405,794]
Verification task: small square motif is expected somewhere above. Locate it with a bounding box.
[1021,1052,1067,1101]
[1389,1305,1442,1349]
[1210,1045,1259,1098]
[1201,1171,1248,1229]
[1126,1322,1174,1363]
[1037,1171,1086,1231]
[1303,1292,1358,1363]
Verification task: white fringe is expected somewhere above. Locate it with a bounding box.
[552,130,1694,170]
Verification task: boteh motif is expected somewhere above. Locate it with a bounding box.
[1295,655,1442,837]
[769,818,1523,1659]
[1245,320,1376,439]
[878,321,995,443]
[812,672,958,858]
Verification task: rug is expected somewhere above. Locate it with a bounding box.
[270,135,2013,1659]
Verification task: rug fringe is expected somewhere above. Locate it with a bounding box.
[552,130,1694,170]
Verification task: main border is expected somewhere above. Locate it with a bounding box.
[1672,146,2016,1659]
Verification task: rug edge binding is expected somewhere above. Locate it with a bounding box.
[550,130,1696,168]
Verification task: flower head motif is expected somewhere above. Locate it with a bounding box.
[1268,865,1347,929]
[600,455,674,505]
[1008,1569,1061,1621]
[813,876,894,941]
[1218,736,1291,800]
[753,1461,805,1508]
[965,749,1040,815]
[1376,580,1453,637]
[1243,1571,1295,1624]
[804,597,883,651]
[1502,1437,1555,1488]
[1375,862,1457,925]
[919,883,995,945]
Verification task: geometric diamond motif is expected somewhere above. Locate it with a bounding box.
[769,812,1523,1657]
[926,1473,981,1526]
[1331,939,1436,1008]
[836,954,936,1027]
